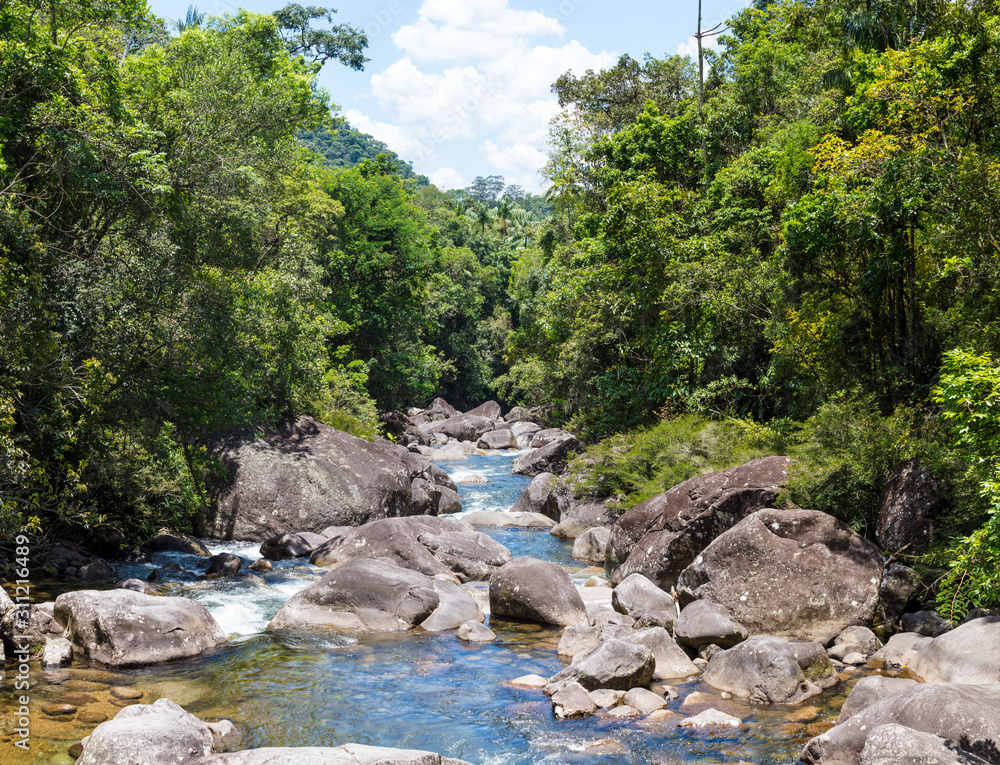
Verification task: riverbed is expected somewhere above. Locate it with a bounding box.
[1,451,863,764]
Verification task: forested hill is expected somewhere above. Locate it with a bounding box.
[3,0,1000,617]
[300,123,430,184]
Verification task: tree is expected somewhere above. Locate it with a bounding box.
[272,3,368,69]
[173,5,206,32]
[467,175,506,205]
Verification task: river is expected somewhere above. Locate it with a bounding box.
[2,451,853,764]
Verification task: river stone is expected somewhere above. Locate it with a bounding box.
[608,456,792,589]
[466,400,502,420]
[201,416,437,540]
[260,532,327,560]
[43,637,73,667]
[529,429,574,448]
[572,527,612,563]
[858,724,993,765]
[837,676,917,722]
[551,502,614,538]
[512,437,584,477]
[421,414,495,443]
[79,559,118,580]
[267,558,440,632]
[310,516,512,582]
[144,531,211,557]
[478,429,517,450]
[875,458,945,554]
[115,578,163,595]
[677,508,883,642]
[409,478,440,515]
[546,639,656,694]
[76,698,214,764]
[617,626,700,680]
[703,635,839,705]
[511,421,542,447]
[870,631,932,669]
[435,486,463,515]
[558,625,601,659]
[800,683,1000,765]
[908,616,1000,683]
[590,689,625,708]
[490,557,588,627]
[674,599,748,650]
[551,682,597,718]
[876,562,919,626]
[901,609,954,636]
[510,472,570,520]
[206,553,243,576]
[834,626,882,655]
[611,573,677,624]
[456,620,495,642]
[461,510,555,529]
[419,580,483,632]
[54,590,227,667]
[679,708,743,729]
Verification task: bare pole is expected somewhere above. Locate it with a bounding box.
[695,3,728,174]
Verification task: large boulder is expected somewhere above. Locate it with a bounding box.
[54,590,227,667]
[908,616,1000,683]
[858,724,994,765]
[611,573,677,625]
[421,414,495,443]
[572,527,611,563]
[489,557,588,627]
[267,558,440,632]
[512,437,584,477]
[546,639,656,694]
[309,516,512,582]
[202,417,435,540]
[510,472,570,520]
[510,421,542,447]
[478,429,517,450]
[143,531,211,557]
[466,400,502,420]
[875,458,945,554]
[800,683,1000,765]
[837,676,917,722]
[677,508,883,642]
[550,502,613,538]
[616,626,699,680]
[414,580,484,632]
[876,562,919,627]
[703,635,839,704]
[674,599,748,650]
[530,428,575,448]
[608,456,792,588]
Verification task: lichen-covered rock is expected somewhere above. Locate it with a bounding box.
[551,502,613,538]
[609,457,792,588]
[478,429,517,450]
[677,508,883,642]
[54,590,227,667]
[202,417,434,540]
[703,635,839,705]
[421,414,495,443]
[489,557,588,627]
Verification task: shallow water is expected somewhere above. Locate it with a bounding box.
[2,450,867,764]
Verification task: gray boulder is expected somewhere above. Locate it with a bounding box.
[572,527,611,563]
[510,472,570,520]
[611,573,677,627]
[435,486,463,514]
[871,631,932,670]
[54,590,227,667]
[267,558,439,632]
[546,639,655,694]
[309,516,512,582]
[205,553,243,576]
[876,458,945,554]
[478,430,517,450]
[876,562,919,626]
[260,532,327,561]
[419,580,484,632]
[512,437,584,477]
[202,417,429,540]
[609,456,792,588]
[908,616,1000,683]
[489,557,588,627]
[456,620,495,643]
[461,510,555,528]
[421,414,495,443]
[617,626,700,680]
[837,676,917,722]
[703,635,839,704]
[674,599,748,650]
[530,428,574,448]
[551,502,613,538]
[833,626,882,656]
[677,508,883,642]
[143,531,211,557]
[466,400,502,420]
[800,683,1000,765]
[511,421,542,447]
[859,724,993,765]
[902,609,954,636]
[551,682,597,718]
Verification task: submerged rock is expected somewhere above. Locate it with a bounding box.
[55,590,228,667]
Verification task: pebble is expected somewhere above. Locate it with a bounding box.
[680,708,743,729]
[111,686,144,700]
[508,674,549,689]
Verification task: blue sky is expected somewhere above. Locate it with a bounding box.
[148,0,748,191]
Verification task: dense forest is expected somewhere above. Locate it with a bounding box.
[2,0,1000,616]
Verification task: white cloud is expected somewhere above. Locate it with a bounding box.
[428,166,467,189]
[352,0,617,192]
[676,33,722,60]
[343,109,429,161]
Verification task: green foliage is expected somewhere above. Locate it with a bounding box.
[300,123,428,182]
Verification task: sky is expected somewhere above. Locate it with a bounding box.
[147,0,748,192]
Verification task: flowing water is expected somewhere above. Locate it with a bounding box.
[2,451,870,764]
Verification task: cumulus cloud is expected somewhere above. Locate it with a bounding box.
[352,0,616,191]
[676,32,723,60]
[428,167,467,189]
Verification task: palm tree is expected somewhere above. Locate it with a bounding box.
[174,5,206,33]
[466,201,494,235]
[495,196,515,236]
